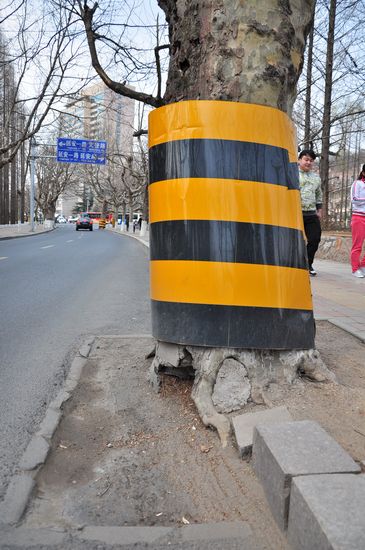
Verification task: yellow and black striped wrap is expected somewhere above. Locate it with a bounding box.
[148,101,314,349]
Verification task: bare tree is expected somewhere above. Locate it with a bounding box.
[0,0,110,224]
[0,2,80,168]
[295,0,365,226]
[35,144,78,221]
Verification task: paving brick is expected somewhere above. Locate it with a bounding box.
[232,406,292,456]
[288,474,365,550]
[252,420,360,531]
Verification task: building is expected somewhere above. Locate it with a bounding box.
[58,82,135,217]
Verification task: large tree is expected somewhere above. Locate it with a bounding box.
[75,0,333,444]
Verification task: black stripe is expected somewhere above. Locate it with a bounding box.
[150,220,308,269]
[151,301,315,350]
[149,139,299,190]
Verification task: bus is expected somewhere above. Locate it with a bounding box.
[83,212,102,223]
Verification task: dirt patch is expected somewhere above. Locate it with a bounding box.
[24,325,365,547]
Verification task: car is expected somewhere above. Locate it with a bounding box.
[56,216,67,224]
[76,215,93,231]
[68,216,79,223]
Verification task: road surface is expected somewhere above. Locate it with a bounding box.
[0,224,150,499]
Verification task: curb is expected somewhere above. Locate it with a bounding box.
[327,318,365,344]
[0,521,256,548]
[0,228,55,241]
[107,227,150,248]
[0,337,95,526]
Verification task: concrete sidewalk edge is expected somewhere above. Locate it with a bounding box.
[0,337,95,526]
[0,521,256,547]
[0,227,55,241]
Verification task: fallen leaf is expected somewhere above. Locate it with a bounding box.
[200,445,212,453]
[156,512,163,517]
[182,517,190,525]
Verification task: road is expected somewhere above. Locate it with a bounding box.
[0,224,150,500]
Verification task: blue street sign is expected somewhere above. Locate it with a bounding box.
[57,138,107,165]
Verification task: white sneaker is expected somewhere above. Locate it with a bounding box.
[360,267,365,275]
[352,269,365,278]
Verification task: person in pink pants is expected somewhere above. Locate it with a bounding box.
[350,164,365,278]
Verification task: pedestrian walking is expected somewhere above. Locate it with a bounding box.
[350,164,365,278]
[298,149,323,276]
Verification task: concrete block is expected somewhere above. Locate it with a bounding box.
[0,526,66,546]
[180,521,254,543]
[48,390,71,411]
[68,356,86,380]
[37,408,61,440]
[19,435,49,471]
[288,474,365,550]
[0,473,35,525]
[232,406,292,456]
[252,420,360,531]
[79,525,173,545]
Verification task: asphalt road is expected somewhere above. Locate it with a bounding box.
[0,224,150,500]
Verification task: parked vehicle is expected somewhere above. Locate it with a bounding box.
[68,216,78,223]
[55,216,67,223]
[76,215,93,231]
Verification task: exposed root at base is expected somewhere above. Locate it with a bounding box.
[148,341,336,447]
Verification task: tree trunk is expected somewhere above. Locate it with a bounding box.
[320,0,337,225]
[159,0,314,113]
[303,2,316,149]
[148,1,333,444]
[10,109,17,224]
[79,0,334,444]
[20,138,26,223]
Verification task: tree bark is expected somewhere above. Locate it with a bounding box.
[150,1,328,444]
[320,0,337,225]
[158,0,314,114]
[303,2,316,149]
[80,0,331,445]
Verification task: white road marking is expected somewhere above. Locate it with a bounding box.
[0,256,8,260]
[40,245,55,249]
[66,240,74,243]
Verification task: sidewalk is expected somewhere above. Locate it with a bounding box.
[0,223,52,240]
[311,259,365,343]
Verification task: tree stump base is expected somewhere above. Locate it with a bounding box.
[148,341,336,447]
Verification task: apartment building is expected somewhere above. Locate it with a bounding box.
[58,82,135,217]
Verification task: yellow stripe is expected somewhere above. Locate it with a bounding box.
[151,261,313,310]
[149,101,297,162]
[149,178,304,231]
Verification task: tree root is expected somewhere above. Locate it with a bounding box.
[190,348,231,447]
[148,341,336,447]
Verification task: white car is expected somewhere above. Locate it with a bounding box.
[68,216,79,223]
[56,216,67,223]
